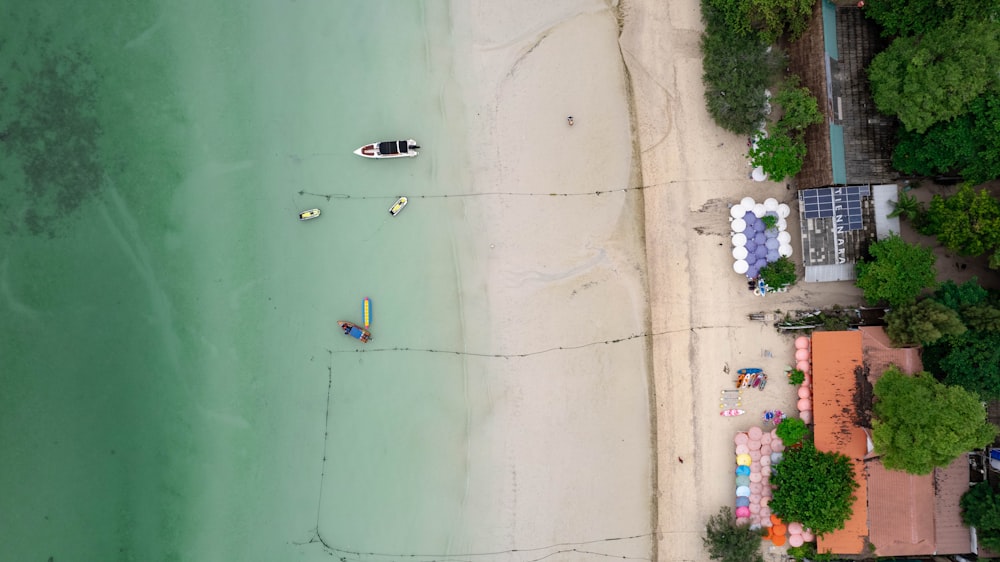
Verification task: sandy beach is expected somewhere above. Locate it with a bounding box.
[621,1,863,561]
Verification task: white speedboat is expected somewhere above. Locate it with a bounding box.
[298,208,321,220]
[389,196,408,216]
[354,139,419,159]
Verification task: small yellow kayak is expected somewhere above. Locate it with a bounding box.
[389,196,408,217]
[299,208,321,221]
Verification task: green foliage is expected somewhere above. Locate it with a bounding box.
[772,77,824,135]
[787,368,805,385]
[704,0,814,42]
[785,543,835,562]
[867,18,1000,133]
[924,330,1000,399]
[760,215,778,230]
[775,417,809,445]
[863,0,997,37]
[855,234,937,307]
[963,303,1000,332]
[891,93,1000,183]
[885,299,966,346]
[872,368,997,474]
[933,278,989,311]
[748,131,806,181]
[700,7,784,136]
[759,256,796,289]
[886,192,922,221]
[961,482,1000,552]
[920,184,1000,261]
[769,440,859,535]
[702,506,765,562]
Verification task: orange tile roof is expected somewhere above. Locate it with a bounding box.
[812,331,869,554]
[934,456,973,554]
[860,326,922,377]
[867,460,936,556]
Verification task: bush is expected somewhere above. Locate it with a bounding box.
[759,256,796,289]
[775,417,809,444]
[749,131,806,181]
[773,77,824,135]
[787,368,805,385]
[703,506,765,562]
[961,482,1000,552]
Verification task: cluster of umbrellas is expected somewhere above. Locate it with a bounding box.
[730,197,793,278]
[733,426,785,528]
[794,336,813,425]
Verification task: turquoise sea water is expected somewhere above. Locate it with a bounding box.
[1,2,484,560]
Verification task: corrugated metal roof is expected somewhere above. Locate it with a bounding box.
[871,184,902,240]
[860,326,922,377]
[813,331,869,554]
[867,460,936,556]
[934,456,973,554]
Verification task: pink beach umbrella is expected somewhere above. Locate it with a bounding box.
[794,336,809,349]
[736,516,751,526]
[758,506,771,518]
[735,433,749,445]
[796,360,810,373]
[798,386,811,399]
[760,432,771,444]
[749,482,763,494]
[802,530,814,541]
[749,472,762,483]
[760,496,770,508]
[735,506,751,518]
[797,398,812,411]
[748,426,763,440]
[788,522,803,534]
[750,493,762,504]
[761,465,771,476]
[795,348,809,361]
[749,450,762,462]
[748,503,761,514]
[800,410,813,425]
[736,444,750,455]
[748,439,761,451]
[759,455,771,467]
[789,534,804,547]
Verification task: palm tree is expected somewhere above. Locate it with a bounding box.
[887,192,922,221]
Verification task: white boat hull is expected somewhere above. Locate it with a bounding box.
[354,139,419,159]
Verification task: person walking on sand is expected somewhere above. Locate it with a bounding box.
[567,116,574,126]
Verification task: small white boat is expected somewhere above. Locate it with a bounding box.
[299,208,321,221]
[389,196,408,216]
[354,139,419,159]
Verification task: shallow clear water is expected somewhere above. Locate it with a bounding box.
[0,1,483,559]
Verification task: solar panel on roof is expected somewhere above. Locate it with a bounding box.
[799,186,869,230]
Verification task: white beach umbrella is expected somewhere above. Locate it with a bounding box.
[730,204,746,218]
[777,203,791,218]
[778,244,793,257]
[776,218,787,230]
[731,218,747,233]
[733,246,749,260]
[734,259,749,274]
[777,231,792,244]
[752,203,766,217]
[732,232,747,247]
[763,198,779,211]
[751,167,768,182]
[741,196,756,209]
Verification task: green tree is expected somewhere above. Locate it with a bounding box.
[867,18,1000,133]
[885,299,966,346]
[933,278,988,311]
[863,0,998,37]
[702,506,764,562]
[920,184,1000,260]
[961,482,1000,552]
[759,256,796,289]
[704,0,814,42]
[872,368,997,474]
[748,131,806,181]
[855,234,937,307]
[891,93,1000,183]
[700,4,784,136]
[775,417,809,445]
[769,440,859,535]
[886,191,922,222]
[963,303,1000,332]
[772,77,824,135]
[923,330,1000,399]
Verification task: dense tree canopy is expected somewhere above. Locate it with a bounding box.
[771,78,824,135]
[703,0,814,42]
[769,440,858,534]
[919,184,1000,261]
[885,298,966,346]
[749,131,806,181]
[863,0,999,37]
[892,93,1000,183]
[703,506,764,562]
[867,18,1000,133]
[961,482,1000,552]
[855,234,937,307]
[933,278,989,311]
[872,368,997,474]
[923,330,1000,399]
[759,256,797,289]
[700,1,782,136]
[775,417,809,445]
